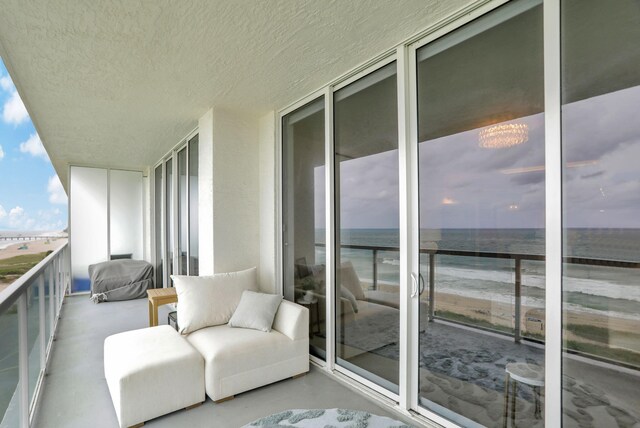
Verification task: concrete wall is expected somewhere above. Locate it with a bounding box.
[196,108,277,292]
[211,109,260,275]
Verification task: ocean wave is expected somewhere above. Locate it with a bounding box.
[436,286,640,321]
[434,265,640,303]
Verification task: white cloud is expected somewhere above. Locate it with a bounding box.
[48,175,67,205]
[19,133,48,159]
[0,75,13,92]
[2,87,29,125]
[0,72,29,125]
[0,144,4,160]
[0,205,66,231]
[9,206,24,218]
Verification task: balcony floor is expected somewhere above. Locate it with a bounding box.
[33,295,414,428]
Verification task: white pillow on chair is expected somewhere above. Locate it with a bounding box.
[229,290,283,332]
[172,267,258,334]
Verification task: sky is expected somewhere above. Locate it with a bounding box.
[0,58,68,232]
[315,84,640,229]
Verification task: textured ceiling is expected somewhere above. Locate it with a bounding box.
[0,0,473,186]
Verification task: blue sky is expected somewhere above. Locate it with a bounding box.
[0,58,67,232]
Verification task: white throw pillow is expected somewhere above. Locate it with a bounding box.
[172,267,258,334]
[340,285,359,313]
[228,290,283,332]
[339,261,365,300]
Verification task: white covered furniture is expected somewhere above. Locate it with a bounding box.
[104,325,205,428]
[186,299,309,401]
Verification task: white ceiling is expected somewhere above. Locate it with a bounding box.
[0,0,473,187]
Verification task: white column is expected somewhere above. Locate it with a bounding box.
[198,109,215,275]
[259,111,277,293]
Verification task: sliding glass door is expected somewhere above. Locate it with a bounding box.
[561,0,640,425]
[155,134,199,287]
[414,1,545,425]
[334,62,400,391]
[282,96,326,359]
[278,0,640,424]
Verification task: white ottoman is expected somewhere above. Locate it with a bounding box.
[104,325,205,428]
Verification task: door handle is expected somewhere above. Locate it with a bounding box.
[411,273,418,298]
[419,273,426,295]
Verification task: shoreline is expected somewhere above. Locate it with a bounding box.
[0,238,67,293]
[0,238,66,260]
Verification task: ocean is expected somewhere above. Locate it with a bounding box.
[314,228,640,321]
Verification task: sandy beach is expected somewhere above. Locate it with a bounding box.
[0,238,66,260]
[0,238,67,293]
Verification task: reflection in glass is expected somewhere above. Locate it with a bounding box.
[188,135,199,276]
[561,0,640,425]
[282,97,326,359]
[177,148,188,275]
[417,1,545,425]
[334,62,399,390]
[0,304,19,424]
[165,158,174,283]
[154,165,163,288]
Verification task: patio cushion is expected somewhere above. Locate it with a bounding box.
[172,266,258,334]
[104,325,205,428]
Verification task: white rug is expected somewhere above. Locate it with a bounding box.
[244,408,411,428]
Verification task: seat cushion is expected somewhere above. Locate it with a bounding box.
[172,267,258,334]
[186,324,308,401]
[104,325,205,428]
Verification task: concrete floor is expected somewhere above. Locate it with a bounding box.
[33,295,416,428]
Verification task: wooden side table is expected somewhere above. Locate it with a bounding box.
[147,288,178,327]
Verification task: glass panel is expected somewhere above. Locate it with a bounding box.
[177,148,188,275]
[561,0,640,425]
[154,165,163,288]
[27,280,41,403]
[416,1,545,425]
[44,268,51,347]
[69,166,108,292]
[334,62,399,390]
[165,159,174,284]
[109,170,143,260]
[188,135,199,276]
[282,97,326,359]
[0,303,19,425]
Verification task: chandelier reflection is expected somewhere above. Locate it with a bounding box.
[478,123,529,149]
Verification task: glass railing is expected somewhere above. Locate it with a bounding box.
[0,243,69,428]
[316,242,640,369]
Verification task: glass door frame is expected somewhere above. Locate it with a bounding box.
[153,127,199,288]
[330,53,401,402]
[405,0,561,424]
[277,0,564,425]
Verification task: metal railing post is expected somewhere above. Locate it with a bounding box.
[49,260,55,342]
[514,258,522,343]
[39,274,46,372]
[428,252,435,321]
[18,294,29,428]
[372,249,378,290]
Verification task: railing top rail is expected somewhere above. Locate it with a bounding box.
[0,242,67,315]
[314,242,640,268]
